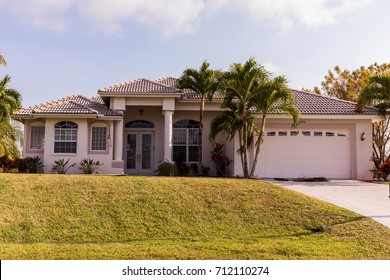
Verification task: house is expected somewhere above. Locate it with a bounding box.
[12,77,380,180]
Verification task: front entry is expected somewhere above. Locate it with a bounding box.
[125,132,154,175]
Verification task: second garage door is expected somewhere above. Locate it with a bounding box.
[256,129,351,179]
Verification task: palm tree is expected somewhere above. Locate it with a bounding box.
[177,61,221,168]
[358,75,390,117]
[0,75,22,121]
[209,100,257,172]
[249,76,300,177]
[0,75,22,158]
[0,53,6,66]
[221,58,267,177]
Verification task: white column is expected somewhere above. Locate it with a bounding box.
[114,118,124,161]
[164,110,173,161]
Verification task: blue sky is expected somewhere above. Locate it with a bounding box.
[1,0,389,107]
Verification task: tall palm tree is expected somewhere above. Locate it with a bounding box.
[0,75,22,122]
[177,61,221,167]
[249,76,300,177]
[0,53,7,66]
[221,58,267,177]
[358,74,390,117]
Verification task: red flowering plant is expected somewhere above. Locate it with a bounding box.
[210,143,231,177]
[379,160,390,180]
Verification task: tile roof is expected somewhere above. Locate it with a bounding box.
[98,78,181,94]
[287,90,378,115]
[14,95,123,117]
[98,77,378,115]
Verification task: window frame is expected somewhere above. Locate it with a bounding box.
[54,121,78,154]
[90,124,108,153]
[29,125,45,151]
[172,120,201,163]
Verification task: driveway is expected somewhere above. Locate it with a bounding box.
[266,180,390,229]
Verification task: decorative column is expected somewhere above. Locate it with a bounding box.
[164,110,173,161]
[114,118,124,162]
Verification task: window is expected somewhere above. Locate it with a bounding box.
[326,132,335,137]
[91,126,107,151]
[30,126,45,150]
[314,131,323,136]
[267,131,276,136]
[290,131,299,136]
[278,131,288,136]
[302,131,311,136]
[125,120,154,128]
[54,121,78,153]
[173,120,200,162]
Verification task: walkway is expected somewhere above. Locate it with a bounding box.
[266,180,390,229]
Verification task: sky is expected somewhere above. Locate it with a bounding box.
[1,0,389,107]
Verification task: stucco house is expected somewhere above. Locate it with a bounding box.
[12,77,380,180]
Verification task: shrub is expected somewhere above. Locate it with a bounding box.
[379,161,390,180]
[0,156,26,173]
[210,143,231,177]
[24,156,44,173]
[52,159,76,174]
[157,160,175,176]
[79,158,102,174]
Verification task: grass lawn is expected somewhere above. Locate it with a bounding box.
[0,174,389,260]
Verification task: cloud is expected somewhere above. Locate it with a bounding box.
[262,62,282,74]
[0,0,371,36]
[209,0,371,32]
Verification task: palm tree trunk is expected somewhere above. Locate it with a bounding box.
[198,98,205,170]
[242,108,249,178]
[250,113,267,177]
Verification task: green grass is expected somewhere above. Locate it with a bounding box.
[0,174,389,259]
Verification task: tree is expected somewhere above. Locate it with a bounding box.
[177,61,221,168]
[313,63,390,171]
[358,75,390,116]
[250,76,300,177]
[220,58,268,177]
[316,63,390,102]
[0,53,6,66]
[358,75,390,171]
[0,75,22,158]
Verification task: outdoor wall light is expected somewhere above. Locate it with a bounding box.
[360,132,366,141]
[139,107,144,116]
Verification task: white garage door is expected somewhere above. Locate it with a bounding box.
[256,129,351,179]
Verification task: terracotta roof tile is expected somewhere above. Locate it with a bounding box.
[14,95,123,117]
[98,78,181,94]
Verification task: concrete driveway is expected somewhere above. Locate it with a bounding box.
[266,180,390,229]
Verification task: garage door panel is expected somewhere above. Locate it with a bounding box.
[257,129,351,179]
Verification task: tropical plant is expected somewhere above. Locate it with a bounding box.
[0,75,21,122]
[24,156,45,173]
[358,75,390,117]
[79,158,102,174]
[0,52,6,66]
[51,159,76,174]
[250,75,300,177]
[177,61,221,168]
[210,143,231,177]
[157,160,175,176]
[217,58,268,177]
[378,161,390,180]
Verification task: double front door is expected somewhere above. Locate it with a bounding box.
[125,132,154,175]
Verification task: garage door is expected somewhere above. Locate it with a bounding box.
[256,129,351,179]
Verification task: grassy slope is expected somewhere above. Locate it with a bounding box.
[0,174,389,260]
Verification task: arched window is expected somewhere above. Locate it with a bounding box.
[54,121,78,153]
[125,120,154,128]
[173,120,201,163]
